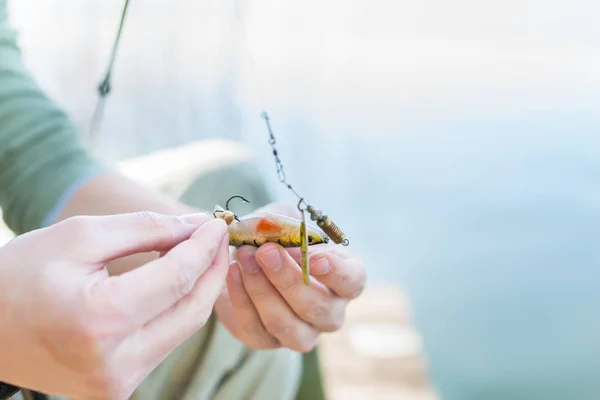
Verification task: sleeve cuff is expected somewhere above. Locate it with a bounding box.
[0,382,20,399]
[41,168,107,228]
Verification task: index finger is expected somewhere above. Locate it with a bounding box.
[53,211,212,264]
[89,218,229,327]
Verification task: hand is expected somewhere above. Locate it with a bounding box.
[215,203,366,352]
[0,212,229,399]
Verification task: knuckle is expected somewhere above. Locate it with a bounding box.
[300,301,330,323]
[136,210,166,227]
[240,321,280,348]
[348,273,366,299]
[295,335,318,353]
[172,262,195,299]
[61,215,95,238]
[278,274,300,292]
[335,271,363,299]
[263,317,296,338]
[263,317,318,353]
[242,320,266,336]
[192,307,213,329]
[336,260,366,299]
[335,268,352,288]
[321,313,345,332]
[136,211,175,237]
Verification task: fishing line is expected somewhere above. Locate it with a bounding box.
[231,0,269,115]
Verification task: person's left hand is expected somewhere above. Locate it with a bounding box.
[214,203,366,352]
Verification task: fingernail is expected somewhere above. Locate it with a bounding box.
[258,248,282,271]
[311,255,330,275]
[179,213,210,225]
[229,263,242,283]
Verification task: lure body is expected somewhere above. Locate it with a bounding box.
[214,200,329,287]
[214,205,329,248]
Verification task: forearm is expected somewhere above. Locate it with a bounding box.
[56,172,198,219]
[54,172,207,275]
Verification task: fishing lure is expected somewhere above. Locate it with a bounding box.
[214,113,351,286]
[214,195,329,248]
[214,195,329,285]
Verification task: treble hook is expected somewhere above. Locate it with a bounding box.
[226,195,250,211]
[225,195,250,222]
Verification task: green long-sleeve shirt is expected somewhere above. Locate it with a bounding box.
[0,0,103,235]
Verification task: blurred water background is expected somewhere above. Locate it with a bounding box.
[7,0,600,399]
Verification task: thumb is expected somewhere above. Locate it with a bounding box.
[51,211,211,264]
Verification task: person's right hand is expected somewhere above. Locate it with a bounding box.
[0,212,229,400]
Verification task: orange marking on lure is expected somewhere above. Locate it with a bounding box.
[256,218,284,235]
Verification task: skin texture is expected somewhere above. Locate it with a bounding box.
[0,213,230,399]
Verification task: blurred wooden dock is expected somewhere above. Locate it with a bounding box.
[319,284,438,400]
